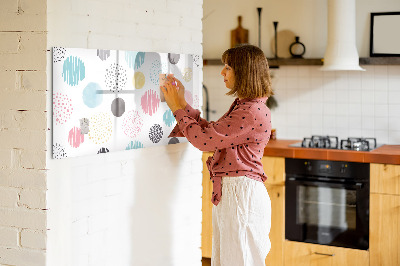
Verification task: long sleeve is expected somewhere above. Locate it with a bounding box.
[168,104,211,137]
[172,105,257,152]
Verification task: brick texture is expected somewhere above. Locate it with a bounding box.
[0,0,47,264]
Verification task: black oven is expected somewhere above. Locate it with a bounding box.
[285,158,369,250]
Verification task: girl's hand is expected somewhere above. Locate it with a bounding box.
[171,77,187,109]
[160,79,184,113]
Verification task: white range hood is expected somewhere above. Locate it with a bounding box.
[320,0,365,71]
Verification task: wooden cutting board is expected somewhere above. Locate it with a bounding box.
[231,16,249,48]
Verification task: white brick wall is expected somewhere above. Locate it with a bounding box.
[0,0,48,265]
[46,1,203,266]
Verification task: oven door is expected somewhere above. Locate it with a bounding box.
[285,177,369,250]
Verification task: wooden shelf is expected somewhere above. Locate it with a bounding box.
[359,57,400,65]
[204,57,400,67]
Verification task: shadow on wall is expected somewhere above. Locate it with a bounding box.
[129,143,194,265]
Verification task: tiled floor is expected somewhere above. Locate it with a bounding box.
[202,257,211,266]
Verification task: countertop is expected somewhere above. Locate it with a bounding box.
[263,139,400,165]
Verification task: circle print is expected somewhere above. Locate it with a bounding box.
[68,127,85,148]
[111,97,125,117]
[168,137,180,145]
[193,95,200,109]
[97,147,109,154]
[141,90,160,116]
[149,124,163,143]
[105,63,127,92]
[122,110,143,139]
[168,53,180,64]
[163,110,175,127]
[53,92,73,125]
[82,82,103,108]
[126,140,144,150]
[185,91,193,106]
[133,72,145,89]
[97,49,110,61]
[150,60,161,85]
[53,47,66,63]
[88,112,113,144]
[53,143,67,159]
[192,54,200,67]
[62,56,85,86]
[183,67,193,82]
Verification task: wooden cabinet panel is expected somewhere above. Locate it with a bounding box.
[370,163,400,195]
[262,156,285,185]
[284,241,369,266]
[202,152,213,258]
[370,193,400,266]
[264,184,285,266]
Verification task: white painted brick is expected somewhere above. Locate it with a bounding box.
[20,229,46,250]
[20,150,46,170]
[18,70,47,91]
[0,169,47,189]
[0,110,47,131]
[88,211,109,234]
[0,13,46,32]
[0,32,20,54]
[0,150,11,169]
[0,71,16,90]
[0,90,46,111]
[0,187,19,208]
[0,129,46,150]
[0,227,19,247]
[19,189,46,209]
[19,0,47,14]
[0,0,18,13]
[0,208,46,230]
[0,247,45,266]
[0,51,47,71]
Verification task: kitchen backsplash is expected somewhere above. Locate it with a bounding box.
[203,65,400,144]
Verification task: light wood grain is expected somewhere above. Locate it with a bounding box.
[262,156,285,185]
[370,193,400,266]
[284,241,369,266]
[264,184,285,266]
[370,163,400,195]
[201,152,213,258]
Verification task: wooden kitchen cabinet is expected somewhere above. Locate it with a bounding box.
[284,241,369,266]
[370,163,400,195]
[202,152,213,258]
[370,163,400,266]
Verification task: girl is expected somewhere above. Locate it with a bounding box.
[161,44,273,266]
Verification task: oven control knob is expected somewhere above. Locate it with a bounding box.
[340,164,347,174]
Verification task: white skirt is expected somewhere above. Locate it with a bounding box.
[212,176,271,266]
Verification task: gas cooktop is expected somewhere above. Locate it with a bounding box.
[289,135,383,151]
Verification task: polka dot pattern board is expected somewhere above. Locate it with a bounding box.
[52,47,201,159]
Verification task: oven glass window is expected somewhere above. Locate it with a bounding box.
[297,186,356,230]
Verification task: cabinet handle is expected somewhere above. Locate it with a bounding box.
[314,252,335,257]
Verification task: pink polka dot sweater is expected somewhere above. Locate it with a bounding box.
[169,97,271,206]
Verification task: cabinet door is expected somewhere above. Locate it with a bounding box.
[284,241,369,266]
[370,193,400,266]
[264,184,284,266]
[261,156,285,185]
[202,152,213,258]
[370,163,400,195]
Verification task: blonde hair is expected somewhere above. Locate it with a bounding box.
[221,44,273,99]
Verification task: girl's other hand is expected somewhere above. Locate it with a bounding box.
[161,79,183,113]
[170,76,187,109]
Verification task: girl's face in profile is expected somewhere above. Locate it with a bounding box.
[221,64,235,89]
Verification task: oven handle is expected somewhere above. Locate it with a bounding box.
[286,177,364,189]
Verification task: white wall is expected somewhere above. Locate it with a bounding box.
[203,0,400,145]
[46,0,203,266]
[203,0,400,58]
